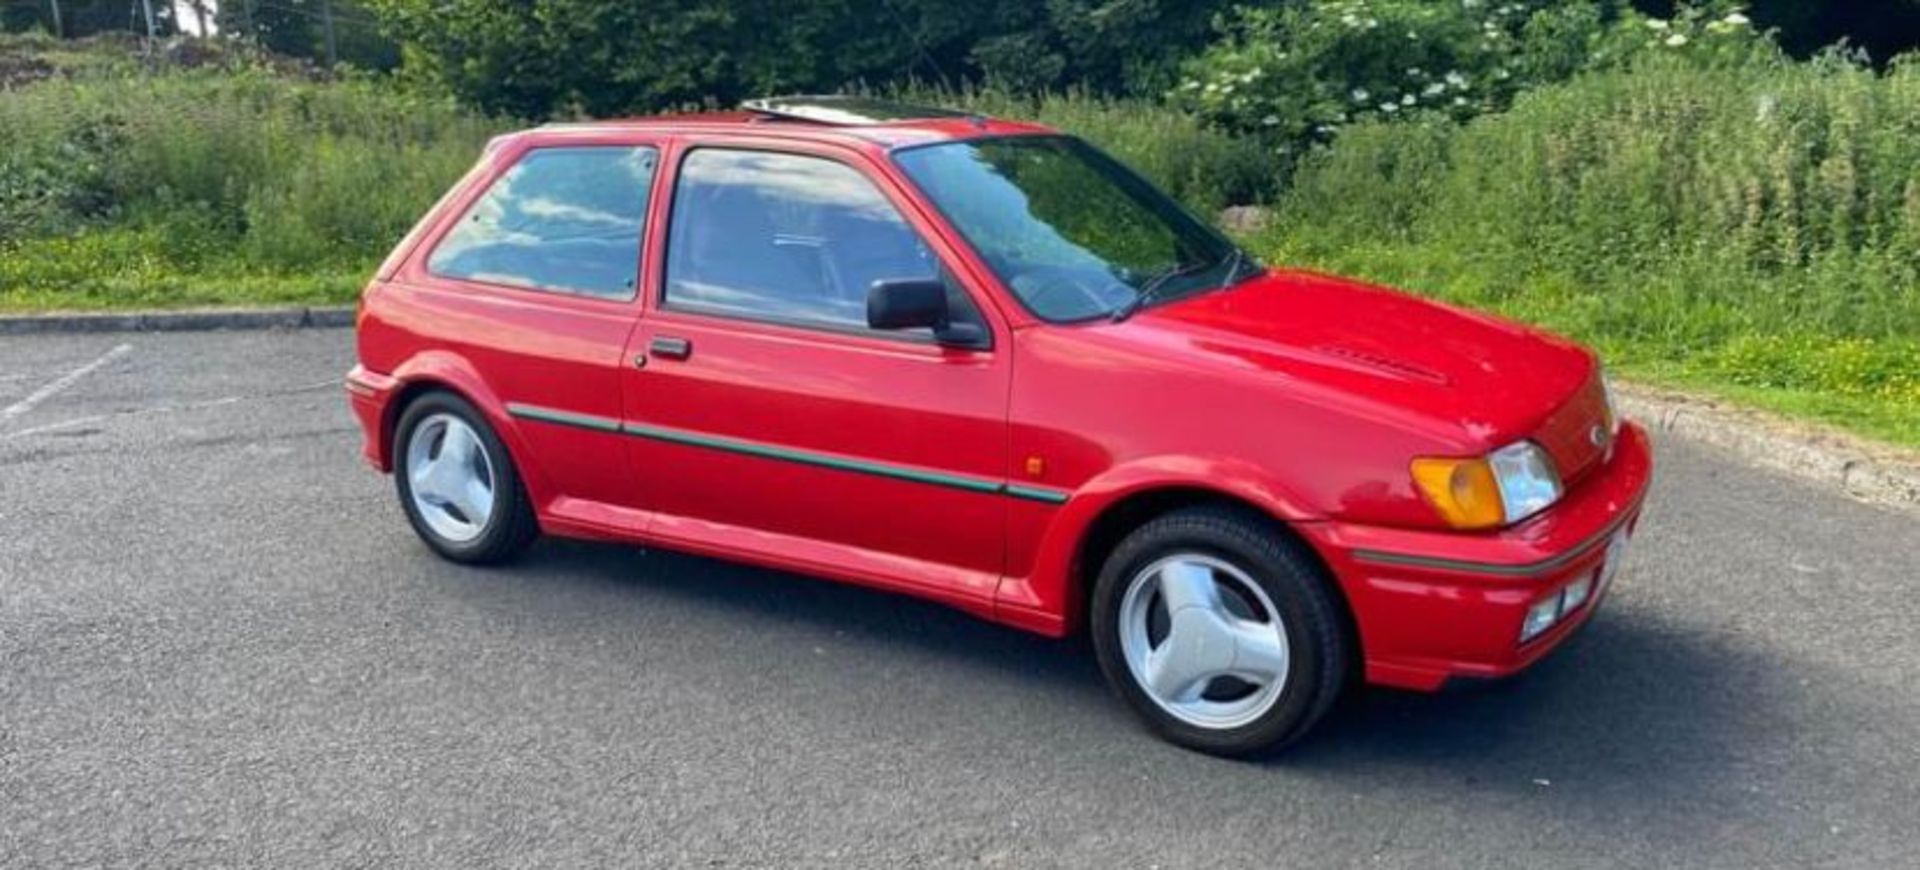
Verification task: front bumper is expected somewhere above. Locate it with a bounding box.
[1301,421,1654,691]
[344,364,400,472]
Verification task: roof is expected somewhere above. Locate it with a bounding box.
[533,95,1054,149]
[740,95,978,124]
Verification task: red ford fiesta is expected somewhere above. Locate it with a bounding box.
[346,97,1652,756]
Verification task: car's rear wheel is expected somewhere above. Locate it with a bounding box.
[1090,506,1349,756]
[394,391,538,564]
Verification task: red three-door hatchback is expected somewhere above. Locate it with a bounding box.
[345,96,1653,756]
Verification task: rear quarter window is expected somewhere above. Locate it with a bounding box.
[428,146,658,300]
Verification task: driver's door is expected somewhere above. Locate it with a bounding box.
[622,141,1013,603]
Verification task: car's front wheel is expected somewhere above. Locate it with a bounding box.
[1091,506,1350,756]
[394,391,539,564]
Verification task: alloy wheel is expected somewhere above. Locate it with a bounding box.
[1117,553,1292,730]
[405,413,497,543]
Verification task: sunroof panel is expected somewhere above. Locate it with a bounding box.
[740,95,972,125]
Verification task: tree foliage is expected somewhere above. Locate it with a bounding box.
[360,0,1237,117]
[215,0,400,70]
[1,0,179,38]
[11,1,1914,118]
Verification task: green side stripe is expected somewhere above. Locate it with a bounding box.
[506,403,622,433]
[1004,484,1071,505]
[507,402,1071,505]
[620,421,1006,494]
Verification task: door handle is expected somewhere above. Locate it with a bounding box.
[649,336,692,360]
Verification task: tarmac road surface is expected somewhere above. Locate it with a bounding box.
[3,329,1917,867]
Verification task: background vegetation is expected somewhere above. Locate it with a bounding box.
[0,33,1264,309]
[0,33,497,308]
[0,1,1916,444]
[1269,54,1920,443]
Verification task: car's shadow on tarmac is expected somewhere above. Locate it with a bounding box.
[511,536,1767,801]
[1289,618,1756,789]
[510,537,1108,694]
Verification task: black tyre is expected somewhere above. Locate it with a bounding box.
[393,391,539,564]
[1090,505,1350,756]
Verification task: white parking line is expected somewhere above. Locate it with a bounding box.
[0,379,336,441]
[0,343,133,423]
[1,395,241,441]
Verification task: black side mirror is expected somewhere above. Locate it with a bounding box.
[867,278,948,331]
[868,278,989,348]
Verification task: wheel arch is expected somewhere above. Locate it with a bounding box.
[1075,487,1254,596]
[997,456,1357,653]
[1065,483,1364,686]
[383,377,451,466]
[380,352,556,508]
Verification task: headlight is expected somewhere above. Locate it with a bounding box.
[1488,441,1562,521]
[1411,440,1564,530]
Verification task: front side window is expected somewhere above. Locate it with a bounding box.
[429,146,658,299]
[664,148,981,338]
[894,136,1246,323]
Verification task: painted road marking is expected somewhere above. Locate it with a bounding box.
[1,343,133,424]
[0,378,337,441]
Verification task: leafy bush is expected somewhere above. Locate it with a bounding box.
[1264,52,1920,443]
[1176,0,1776,147]
[0,139,113,239]
[965,0,1236,95]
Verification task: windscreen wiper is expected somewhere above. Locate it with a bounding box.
[1217,247,1253,290]
[1110,259,1212,323]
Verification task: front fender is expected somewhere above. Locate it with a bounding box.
[994,454,1325,636]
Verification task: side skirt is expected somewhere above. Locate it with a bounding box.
[536,495,1007,626]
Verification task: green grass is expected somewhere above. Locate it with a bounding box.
[1259,56,1920,448]
[1640,368,1920,449]
[0,226,370,309]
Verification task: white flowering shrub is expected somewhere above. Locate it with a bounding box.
[1624,4,1777,67]
[1176,1,1774,147]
